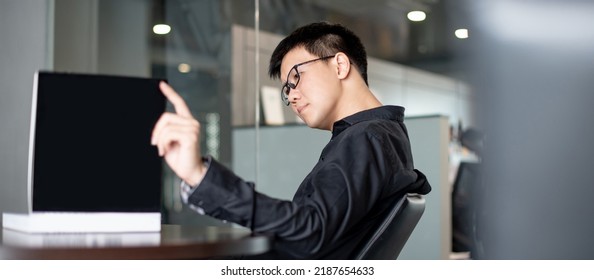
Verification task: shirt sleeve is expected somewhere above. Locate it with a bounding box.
[186,158,298,232]
[185,156,326,258]
[179,156,212,215]
[183,129,409,259]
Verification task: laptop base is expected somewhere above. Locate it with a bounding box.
[2,212,161,233]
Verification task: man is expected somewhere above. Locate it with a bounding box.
[151,22,431,259]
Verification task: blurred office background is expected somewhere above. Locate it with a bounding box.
[1,0,592,259]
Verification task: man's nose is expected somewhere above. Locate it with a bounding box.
[289,88,302,102]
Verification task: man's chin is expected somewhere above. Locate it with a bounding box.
[306,121,329,131]
[301,118,314,128]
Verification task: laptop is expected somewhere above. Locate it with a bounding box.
[2,72,165,233]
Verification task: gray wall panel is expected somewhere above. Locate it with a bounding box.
[0,0,52,215]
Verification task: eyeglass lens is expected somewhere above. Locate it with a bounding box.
[281,67,299,105]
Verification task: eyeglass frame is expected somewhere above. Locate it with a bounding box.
[280,55,336,106]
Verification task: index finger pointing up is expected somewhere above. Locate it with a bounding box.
[160,81,193,117]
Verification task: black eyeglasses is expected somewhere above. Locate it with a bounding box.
[281,55,335,106]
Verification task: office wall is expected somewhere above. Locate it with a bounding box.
[399,115,450,260]
[368,58,474,128]
[232,126,329,200]
[0,0,53,214]
[53,0,150,76]
[97,0,150,76]
[53,0,99,73]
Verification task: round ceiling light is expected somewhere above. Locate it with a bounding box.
[407,11,426,22]
[455,28,469,39]
[153,24,171,35]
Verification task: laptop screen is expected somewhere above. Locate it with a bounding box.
[30,72,165,212]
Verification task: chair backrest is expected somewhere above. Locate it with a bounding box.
[354,193,426,260]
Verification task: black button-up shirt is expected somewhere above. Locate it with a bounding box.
[188,105,431,259]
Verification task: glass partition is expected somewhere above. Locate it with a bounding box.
[51,0,471,228]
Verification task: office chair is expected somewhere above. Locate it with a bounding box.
[354,193,426,260]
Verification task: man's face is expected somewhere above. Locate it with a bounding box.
[279,47,341,130]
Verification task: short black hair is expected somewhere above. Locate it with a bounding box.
[268,22,368,85]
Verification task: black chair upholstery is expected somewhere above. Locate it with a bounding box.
[354,193,426,260]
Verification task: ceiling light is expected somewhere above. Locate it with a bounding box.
[407,11,426,22]
[455,28,469,39]
[178,63,191,73]
[153,24,171,35]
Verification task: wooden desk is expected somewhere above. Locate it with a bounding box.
[0,224,272,259]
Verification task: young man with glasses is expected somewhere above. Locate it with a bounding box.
[151,22,431,259]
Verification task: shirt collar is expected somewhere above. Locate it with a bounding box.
[331,105,405,138]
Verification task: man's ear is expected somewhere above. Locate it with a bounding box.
[335,52,351,80]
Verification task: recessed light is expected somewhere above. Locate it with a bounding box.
[153,24,171,35]
[455,28,469,39]
[178,63,191,73]
[407,11,426,22]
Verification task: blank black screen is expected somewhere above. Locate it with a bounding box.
[32,72,165,212]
